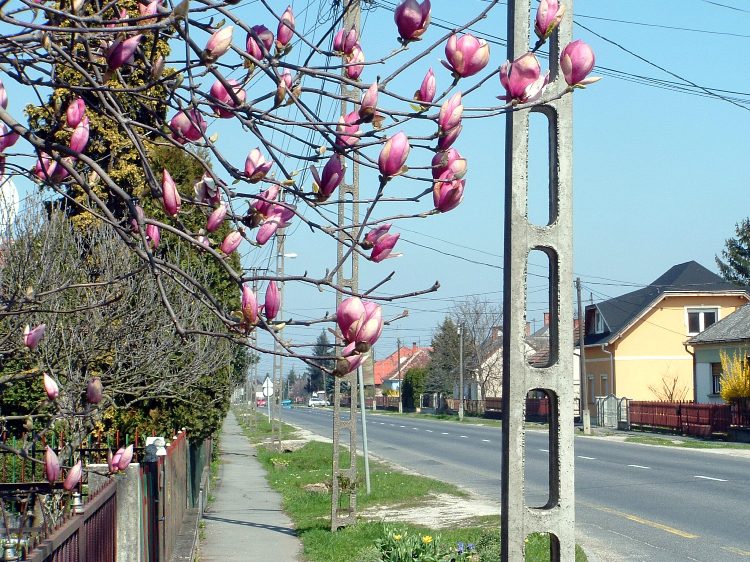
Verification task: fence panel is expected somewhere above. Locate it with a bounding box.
[24,478,117,562]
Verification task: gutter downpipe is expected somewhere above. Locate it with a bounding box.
[601,344,614,396]
[684,343,696,402]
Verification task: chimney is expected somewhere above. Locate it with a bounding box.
[543,312,550,327]
[525,322,531,337]
[491,326,501,340]
[412,342,417,353]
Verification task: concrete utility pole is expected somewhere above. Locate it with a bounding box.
[271,233,286,451]
[331,0,362,532]
[577,277,590,434]
[458,324,464,421]
[501,1,575,560]
[397,339,403,414]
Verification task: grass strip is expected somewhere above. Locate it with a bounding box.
[625,435,750,449]
[234,408,587,561]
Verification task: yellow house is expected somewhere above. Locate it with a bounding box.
[581,261,749,408]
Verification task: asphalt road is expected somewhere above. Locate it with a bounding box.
[282,406,750,562]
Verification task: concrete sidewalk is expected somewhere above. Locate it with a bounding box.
[199,412,302,561]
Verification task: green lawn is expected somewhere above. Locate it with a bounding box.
[234,408,587,561]
[625,435,750,449]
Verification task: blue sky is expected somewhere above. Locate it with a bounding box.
[2,0,748,382]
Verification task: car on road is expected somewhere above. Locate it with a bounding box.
[308,396,330,407]
[256,398,267,407]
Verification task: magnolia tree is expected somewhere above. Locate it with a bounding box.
[0,0,597,499]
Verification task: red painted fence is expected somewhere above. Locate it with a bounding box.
[628,401,731,436]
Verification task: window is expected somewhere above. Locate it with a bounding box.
[594,312,606,334]
[711,362,722,395]
[600,374,609,396]
[687,308,718,334]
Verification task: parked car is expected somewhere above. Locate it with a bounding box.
[308,396,330,407]
[256,398,266,407]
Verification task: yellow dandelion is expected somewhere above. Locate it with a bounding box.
[394,534,402,541]
[422,535,433,544]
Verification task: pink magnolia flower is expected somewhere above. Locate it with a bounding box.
[499,52,549,103]
[220,230,243,254]
[437,125,462,150]
[362,223,391,250]
[414,68,436,106]
[241,285,259,325]
[244,148,273,182]
[443,33,489,78]
[345,44,365,80]
[432,148,467,180]
[246,25,274,61]
[535,0,565,42]
[359,81,378,122]
[45,447,60,484]
[560,40,600,87]
[145,224,160,249]
[63,461,82,492]
[108,449,119,473]
[69,115,89,154]
[66,98,86,128]
[334,351,366,376]
[161,168,181,216]
[87,376,103,404]
[264,280,280,320]
[276,6,295,51]
[43,373,59,400]
[0,125,19,152]
[378,132,410,177]
[274,71,294,105]
[310,155,344,202]
[116,445,133,470]
[23,323,46,349]
[106,34,142,71]
[196,235,210,248]
[0,79,7,110]
[333,27,358,55]
[256,204,294,245]
[394,0,431,42]
[203,26,234,62]
[194,174,222,206]
[370,232,400,262]
[250,184,280,218]
[34,154,69,183]
[433,170,465,212]
[210,79,246,118]
[129,205,145,234]
[206,204,227,233]
[336,297,383,348]
[335,111,360,149]
[138,0,160,20]
[438,92,463,133]
[169,109,206,144]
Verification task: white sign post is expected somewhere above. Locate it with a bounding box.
[262,377,274,421]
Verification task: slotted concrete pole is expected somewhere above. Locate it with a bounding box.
[501,1,575,560]
[331,0,361,532]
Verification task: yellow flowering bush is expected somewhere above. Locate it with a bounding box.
[720,349,750,401]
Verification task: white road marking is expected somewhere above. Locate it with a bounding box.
[425,430,433,433]
[399,425,406,428]
[460,435,468,439]
[412,427,419,430]
[628,464,651,470]
[539,448,549,453]
[578,456,596,460]
[441,432,449,435]
[694,475,727,482]
[481,439,491,442]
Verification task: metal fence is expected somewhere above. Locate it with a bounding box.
[23,479,117,562]
[628,401,732,436]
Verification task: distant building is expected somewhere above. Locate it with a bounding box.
[0,177,19,235]
[373,343,431,395]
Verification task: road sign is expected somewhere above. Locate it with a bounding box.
[262,377,274,397]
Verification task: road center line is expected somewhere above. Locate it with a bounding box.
[694,475,727,482]
[588,504,698,539]
[539,448,549,453]
[412,427,419,430]
[460,435,468,438]
[481,439,491,442]
[578,456,596,460]
[628,464,651,469]
[399,425,406,428]
[441,432,449,435]
[425,429,433,433]
[722,546,750,557]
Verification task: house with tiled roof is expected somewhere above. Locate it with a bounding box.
[582,261,749,407]
[373,343,432,395]
[688,304,750,404]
